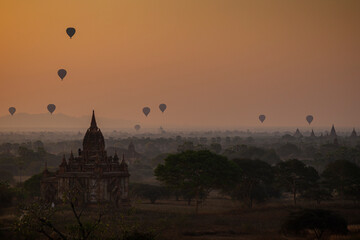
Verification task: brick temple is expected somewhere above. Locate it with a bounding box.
[41,111,130,206]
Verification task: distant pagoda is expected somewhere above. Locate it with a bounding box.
[310,129,316,138]
[127,141,138,163]
[294,128,303,138]
[330,125,337,138]
[350,128,357,138]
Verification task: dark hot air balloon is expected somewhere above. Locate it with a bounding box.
[47,104,56,114]
[306,115,314,125]
[8,107,16,116]
[159,103,167,113]
[259,114,266,123]
[58,69,67,80]
[134,124,141,131]
[143,107,150,117]
[66,27,76,39]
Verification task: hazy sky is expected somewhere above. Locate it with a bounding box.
[1,0,360,128]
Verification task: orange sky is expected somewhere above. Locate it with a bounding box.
[0,0,360,128]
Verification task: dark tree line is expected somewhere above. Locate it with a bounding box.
[153,150,360,212]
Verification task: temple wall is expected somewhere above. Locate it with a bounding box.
[50,175,128,205]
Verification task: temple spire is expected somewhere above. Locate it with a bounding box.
[120,153,128,170]
[91,110,97,129]
[69,151,74,161]
[43,160,49,176]
[113,151,119,163]
[310,129,316,138]
[351,128,357,138]
[60,154,67,167]
[294,128,303,138]
[330,124,337,137]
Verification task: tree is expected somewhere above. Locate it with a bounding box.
[282,209,348,240]
[0,170,14,184]
[223,145,280,165]
[277,143,301,158]
[23,173,42,197]
[154,150,239,213]
[16,195,156,240]
[209,143,222,154]
[275,159,319,205]
[17,194,107,240]
[301,186,332,205]
[0,181,13,208]
[322,160,360,201]
[227,159,275,208]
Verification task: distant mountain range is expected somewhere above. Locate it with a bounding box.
[0,113,134,130]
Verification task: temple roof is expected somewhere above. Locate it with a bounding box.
[113,152,119,163]
[294,128,303,138]
[310,129,316,138]
[330,125,337,137]
[90,110,98,129]
[43,160,50,176]
[351,128,357,138]
[82,111,106,160]
[60,155,67,167]
[120,153,128,170]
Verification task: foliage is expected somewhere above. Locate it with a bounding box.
[177,142,195,152]
[23,173,42,197]
[322,160,360,200]
[0,181,14,208]
[0,145,58,176]
[16,197,108,240]
[16,201,61,239]
[15,197,157,240]
[311,146,360,171]
[209,143,222,154]
[277,143,301,159]
[275,159,319,205]
[223,145,280,165]
[0,170,14,184]
[301,186,332,204]
[226,159,276,208]
[282,209,348,240]
[155,150,239,213]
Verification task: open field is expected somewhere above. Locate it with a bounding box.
[132,198,360,240]
[2,196,360,240]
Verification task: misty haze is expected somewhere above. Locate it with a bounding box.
[1,1,360,240]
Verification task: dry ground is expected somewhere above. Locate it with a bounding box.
[131,197,360,240]
[1,197,360,239]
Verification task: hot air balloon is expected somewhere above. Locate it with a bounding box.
[58,69,67,80]
[306,115,314,125]
[143,107,150,117]
[8,107,16,116]
[259,114,266,123]
[66,27,76,39]
[134,124,141,131]
[159,104,167,113]
[47,104,56,114]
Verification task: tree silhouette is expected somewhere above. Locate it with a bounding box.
[154,150,239,213]
[227,159,275,208]
[322,160,360,202]
[275,159,319,205]
[282,209,348,240]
